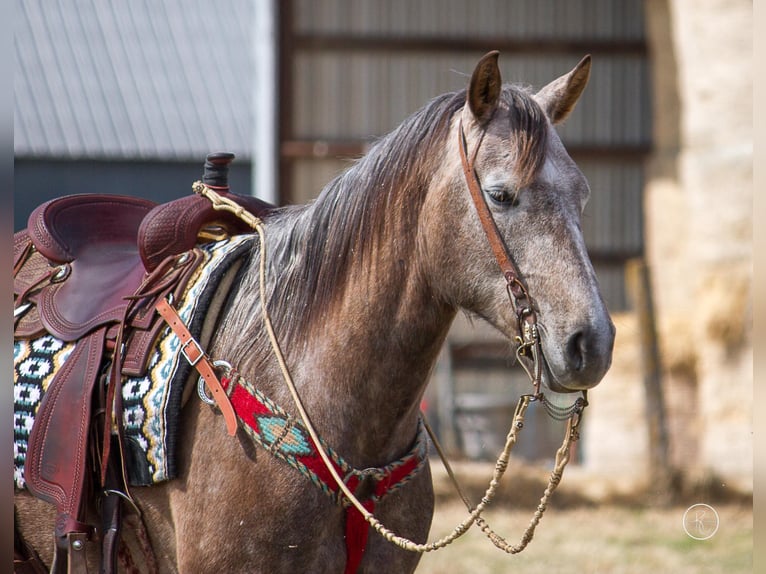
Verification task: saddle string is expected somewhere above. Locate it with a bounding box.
[194,182,585,554]
[100,257,189,488]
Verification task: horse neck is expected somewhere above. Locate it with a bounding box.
[281,201,453,466]
[305,286,448,464]
[217,176,452,469]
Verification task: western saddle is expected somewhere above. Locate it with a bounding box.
[13,153,273,573]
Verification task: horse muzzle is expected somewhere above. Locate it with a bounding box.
[542,317,616,392]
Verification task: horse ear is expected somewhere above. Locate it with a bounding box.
[535,55,592,125]
[467,50,502,125]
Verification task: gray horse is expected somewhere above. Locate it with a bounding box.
[15,51,614,573]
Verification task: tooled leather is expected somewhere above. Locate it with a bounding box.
[139,195,202,271]
[13,250,49,297]
[15,307,46,340]
[14,238,51,339]
[139,191,273,271]
[27,202,66,262]
[37,257,147,342]
[25,329,105,513]
[15,188,263,573]
[28,195,156,264]
[121,249,204,377]
[14,231,35,274]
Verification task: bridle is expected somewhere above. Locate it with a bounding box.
[457,117,544,397]
[457,116,587,423]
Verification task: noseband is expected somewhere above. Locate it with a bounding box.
[457,118,543,396]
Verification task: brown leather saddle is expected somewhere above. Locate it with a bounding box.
[13,153,272,573]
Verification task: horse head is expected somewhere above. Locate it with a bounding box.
[422,52,615,393]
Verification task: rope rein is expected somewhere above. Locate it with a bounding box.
[192,181,586,554]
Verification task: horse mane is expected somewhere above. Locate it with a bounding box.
[219,84,548,366]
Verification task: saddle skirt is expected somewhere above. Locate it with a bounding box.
[14,234,256,488]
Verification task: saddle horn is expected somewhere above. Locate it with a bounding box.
[203,152,236,189]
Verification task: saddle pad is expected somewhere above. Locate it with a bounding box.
[14,234,256,489]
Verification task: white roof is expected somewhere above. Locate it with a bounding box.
[15,0,255,160]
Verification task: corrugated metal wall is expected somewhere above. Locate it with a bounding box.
[15,0,255,161]
[291,0,645,40]
[279,0,649,313]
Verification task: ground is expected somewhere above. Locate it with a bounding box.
[416,502,752,573]
[412,460,752,573]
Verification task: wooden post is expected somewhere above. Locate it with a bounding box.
[625,258,677,503]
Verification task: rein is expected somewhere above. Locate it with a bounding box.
[185,115,588,557]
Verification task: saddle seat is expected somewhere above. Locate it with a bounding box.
[27,195,157,341]
[23,183,274,342]
[28,194,157,265]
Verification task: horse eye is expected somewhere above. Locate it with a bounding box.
[486,187,519,207]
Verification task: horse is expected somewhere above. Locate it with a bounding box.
[14,51,614,573]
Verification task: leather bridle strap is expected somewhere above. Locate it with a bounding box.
[457,118,543,391]
[457,119,537,321]
[155,298,238,435]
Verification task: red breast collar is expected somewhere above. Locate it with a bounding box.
[219,370,428,573]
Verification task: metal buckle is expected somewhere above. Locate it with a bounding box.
[181,337,204,366]
[198,360,232,406]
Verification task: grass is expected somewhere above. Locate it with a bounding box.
[417,464,753,574]
[415,502,752,573]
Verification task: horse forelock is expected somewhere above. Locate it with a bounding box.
[495,86,550,194]
[222,84,551,359]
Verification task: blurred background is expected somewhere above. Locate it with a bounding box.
[15,0,751,544]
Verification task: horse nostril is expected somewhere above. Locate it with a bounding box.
[566,330,587,372]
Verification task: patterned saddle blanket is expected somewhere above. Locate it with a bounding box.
[14,234,256,488]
